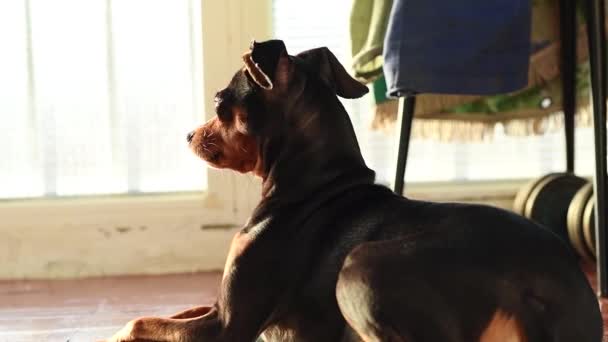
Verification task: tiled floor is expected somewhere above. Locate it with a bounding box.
[0,272,221,342]
[1,266,607,342]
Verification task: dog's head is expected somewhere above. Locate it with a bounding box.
[188,39,371,193]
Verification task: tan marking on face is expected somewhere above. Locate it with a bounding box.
[189,105,264,177]
[479,310,526,342]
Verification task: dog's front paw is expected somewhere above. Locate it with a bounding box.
[99,319,146,342]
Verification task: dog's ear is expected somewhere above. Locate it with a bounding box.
[296,47,368,99]
[242,39,289,90]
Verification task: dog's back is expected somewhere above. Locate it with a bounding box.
[262,183,602,341]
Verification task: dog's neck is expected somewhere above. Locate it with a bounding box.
[255,86,375,212]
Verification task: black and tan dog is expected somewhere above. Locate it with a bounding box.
[102,40,603,342]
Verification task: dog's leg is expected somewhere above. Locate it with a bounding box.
[336,236,528,342]
[100,229,303,342]
[169,306,213,319]
[101,315,209,342]
[100,307,215,342]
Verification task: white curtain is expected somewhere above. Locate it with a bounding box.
[0,0,205,199]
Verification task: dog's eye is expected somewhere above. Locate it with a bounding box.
[215,91,234,121]
[216,103,232,121]
[210,151,222,163]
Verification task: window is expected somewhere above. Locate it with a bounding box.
[1,0,205,199]
[272,0,597,188]
[0,1,272,278]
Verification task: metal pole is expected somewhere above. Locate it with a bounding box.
[585,0,608,297]
[560,0,577,173]
[393,96,416,195]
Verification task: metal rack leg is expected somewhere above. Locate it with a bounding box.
[393,96,416,195]
[560,0,577,173]
[585,0,608,297]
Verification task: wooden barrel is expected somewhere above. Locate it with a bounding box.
[567,182,595,261]
[514,173,587,245]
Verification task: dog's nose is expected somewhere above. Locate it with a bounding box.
[186,131,195,143]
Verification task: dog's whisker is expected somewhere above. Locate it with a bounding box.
[202,145,214,154]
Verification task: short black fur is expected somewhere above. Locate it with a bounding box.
[203,40,604,342]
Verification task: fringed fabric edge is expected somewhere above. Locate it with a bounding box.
[371,100,594,142]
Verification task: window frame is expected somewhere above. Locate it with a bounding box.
[0,0,271,279]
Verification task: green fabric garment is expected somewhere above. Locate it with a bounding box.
[448,63,590,116]
[372,76,390,105]
[372,74,389,104]
[350,0,393,83]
